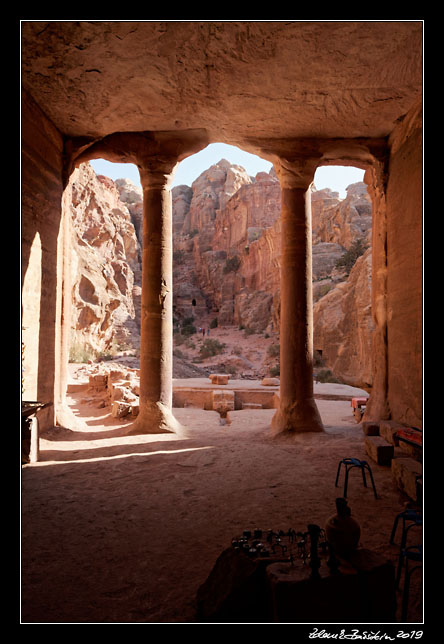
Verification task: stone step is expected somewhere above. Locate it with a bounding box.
[364,436,394,466]
[391,457,422,503]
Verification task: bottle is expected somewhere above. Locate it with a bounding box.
[325,498,360,558]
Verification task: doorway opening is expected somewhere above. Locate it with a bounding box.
[66,159,143,422]
[170,142,278,384]
[311,164,373,392]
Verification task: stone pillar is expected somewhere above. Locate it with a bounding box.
[272,160,324,435]
[69,129,209,434]
[362,163,390,423]
[128,160,182,435]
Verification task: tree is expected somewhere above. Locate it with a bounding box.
[335,238,368,275]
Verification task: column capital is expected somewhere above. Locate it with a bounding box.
[273,156,320,190]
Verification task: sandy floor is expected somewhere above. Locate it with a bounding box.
[21,378,423,624]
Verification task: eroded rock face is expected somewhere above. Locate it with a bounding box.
[173,166,373,345]
[313,248,374,388]
[312,181,372,248]
[67,163,141,358]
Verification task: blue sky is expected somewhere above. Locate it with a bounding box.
[90,142,365,199]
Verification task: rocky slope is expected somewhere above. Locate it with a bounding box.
[66,160,373,386]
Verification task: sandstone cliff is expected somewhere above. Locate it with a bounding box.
[313,248,373,389]
[66,163,141,360]
[172,161,372,333]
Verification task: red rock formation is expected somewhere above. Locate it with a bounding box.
[173,162,373,350]
[67,163,141,358]
[313,248,374,389]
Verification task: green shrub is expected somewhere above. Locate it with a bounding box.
[182,316,195,326]
[269,364,280,377]
[315,369,341,383]
[267,343,280,358]
[335,238,368,274]
[210,317,218,329]
[181,324,197,336]
[69,341,97,363]
[199,338,226,359]
[314,283,333,302]
[223,255,241,273]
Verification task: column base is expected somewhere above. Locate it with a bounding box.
[56,402,88,431]
[271,398,324,436]
[126,401,183,435]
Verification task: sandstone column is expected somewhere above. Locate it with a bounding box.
[272,160,324,435]
[362,163,390,422]
[128,160,182,435]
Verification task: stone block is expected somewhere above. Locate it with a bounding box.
[131,404,139,417]
[209,373,230,385]
[88,374,108,391]
[362,421,380,436]
[173,389,213,410]
[111,385,126,402]
[391,457,422,502]
[213,390,235,413]
[111,401,132,418]
[398,440,422,460]
[365,436,394,466]
[379,420,402,446]
[261,377,280,386]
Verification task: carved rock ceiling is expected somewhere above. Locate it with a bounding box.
[21,21,422,156]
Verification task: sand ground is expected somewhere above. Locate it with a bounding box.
[21,373,423,624]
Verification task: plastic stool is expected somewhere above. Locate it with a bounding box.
[335,458,378,499]
[390,508,422,546]
[391,510,422,589]
[400,545,422,622]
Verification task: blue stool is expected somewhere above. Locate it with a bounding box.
[391,509,422,589]
[390,508,422,547]
[399,544,422,622]
[335,458,377,499]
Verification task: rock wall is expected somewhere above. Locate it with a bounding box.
[385,100,422,427]
[173,161,373,358]
[313,248,374,389]
[66,163,142,359]
[21,90,65,429]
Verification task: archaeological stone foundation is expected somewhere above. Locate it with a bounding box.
[21,21,422,436]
